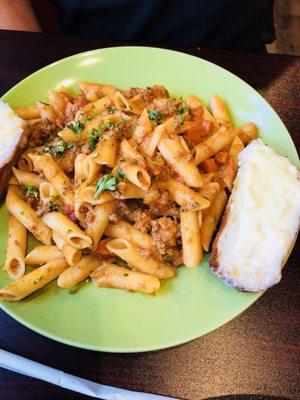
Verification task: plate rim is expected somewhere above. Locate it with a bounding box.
[0,46,298,352]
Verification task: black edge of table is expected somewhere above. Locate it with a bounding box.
[0,30,299,400]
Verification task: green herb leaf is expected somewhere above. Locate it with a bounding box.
[94,174,117,199]
[116,169,126,181]
[175,102,185,115]
[87,126,105,149]
[148,109,164,121]
[67,229,72,234]
[44,140,75,157]
[66,120,85,136]
[123,273,129,277]
[21,184,39,199]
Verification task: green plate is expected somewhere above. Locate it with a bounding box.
[0,47,299,352]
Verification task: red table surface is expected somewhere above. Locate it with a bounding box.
[0,30,299,400]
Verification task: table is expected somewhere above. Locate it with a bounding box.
[0,30,299,400]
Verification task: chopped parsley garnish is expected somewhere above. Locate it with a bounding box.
[66,120,85,136]
[21,184,39,199]
[123,273,129,277]
[113,257,127,266]
[94,174,117,199]
[20,211,25,216]
[87,126,106,149]
[44,140,75,157]
[67,229,72,234]
[106,106,117,114]
[175,102,185,124]
[116,169,126,180]
[148,109,164,121]
[175,102,185,115]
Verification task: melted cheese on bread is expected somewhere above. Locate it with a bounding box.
[211,139,300,292]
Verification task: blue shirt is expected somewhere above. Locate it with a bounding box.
[53,0,274,51]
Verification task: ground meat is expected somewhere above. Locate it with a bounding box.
[25,195,39,209]
[63,204,77,223]
[163,248,183,267]
[115,200,135,223]
[133,209,153,233]
[148,191,180,218]
[151,85,169,98]
[151,217,180,255]
[58,146,78,175]
[65,94,89,123]
[81,144,92,155]
[123,87,153,102]
[29,122,56,147]
[156,163,179,181]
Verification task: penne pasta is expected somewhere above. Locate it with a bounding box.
[77,185,114,205]
[0,259,68,302]
[158,136,203,187]
[78,81,117,101]
[180,210,202,268]
[42,212,92,249]
[121,162,151,191]
[210,94,232,128]
[91,262,160,294]
[58,255,101,288]
[12,167,43,187]
[29,153,74,205]
[52,232,82,266]
[94,134,118,167]
[18,149,34,172]
[105,220,153,250]
[157,180,210,211]
[82,153,101,184]
[222,136,244,190]
[25,245,64,265]
[86,205,110,250]
[4,215,27,280]
[39,181,57,204]
[238,121,259,144]
[106,239,174,279]
[113,181,145,199]
[6,187,51,245]
[14,105,40,120]
[201,190,227,251]
[194,126,236,165]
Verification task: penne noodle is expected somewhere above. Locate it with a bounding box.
[14,105,40,120]
[158,136,203,187]
[29,153,74,205]
[82,153,101,184]
[6,187,51,245]
[85,205,110,250]
[201,190,227,252]
[157,180,210,211]
[78,81,117,101]
[106,238,174,279]
[180,210,202,268]
[47,90,72,121]
[222,136,244,191]
[94,134,118,167]
[8,176,19,186]
[52,232,82,266]
[210,94,232,128]
[4,215,27,280]
[113,181,145,199]
[18,150,34,172]
[194,126,236,165]
[186,94,216,123]
[119,138,147,167]
[0,259,68,302]
[238,121,259,144]
[82,95,114,116]
[58,255,101,288]
[132,108,152,145]
[121,162,151,191]
[199,182,220,204]
[74,153,87,186]
[39,181,57,204]
[25,245,64,265]
[77,185,114,205]
[42,212,93,249]
[105,221,153,250]
[36,101,61,126]
[91,262,160,294]
[12,167,43,188]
